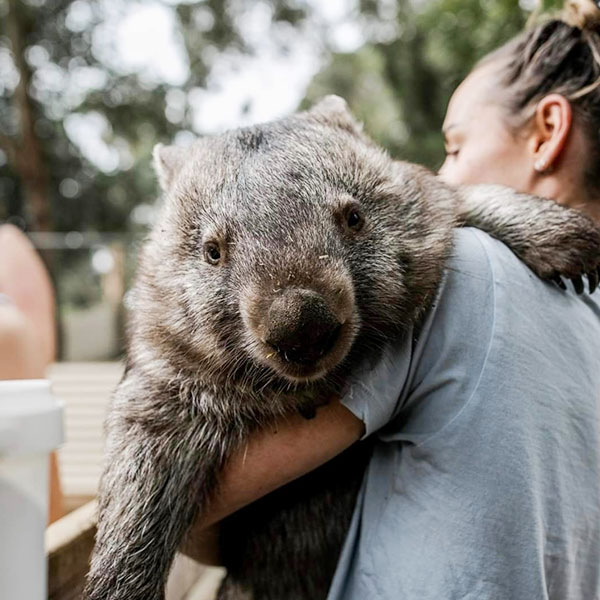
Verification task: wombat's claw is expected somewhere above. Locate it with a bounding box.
[552,268,600,294]
[572,275,585,295]
[588,269,599,294]
[551,273,567,291]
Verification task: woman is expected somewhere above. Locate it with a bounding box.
[439,0,600,224]
[186,2,600,597]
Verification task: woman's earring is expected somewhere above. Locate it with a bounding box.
[534,157,550,173]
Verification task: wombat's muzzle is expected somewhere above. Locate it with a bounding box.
[264,288,342,366]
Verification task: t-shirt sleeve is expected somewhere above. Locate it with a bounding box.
[341,332,414,439]
[341,228,496,442]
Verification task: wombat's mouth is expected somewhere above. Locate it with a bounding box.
[256,318,357,383]
[268,323,341,366]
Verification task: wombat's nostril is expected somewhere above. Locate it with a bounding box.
[264,289,342,366]
[317,323,342,357]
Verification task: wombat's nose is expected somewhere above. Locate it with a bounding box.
[265,289,341,365]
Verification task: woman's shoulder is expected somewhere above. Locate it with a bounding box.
[441,227,600,398]
[450,226,600,314]
[426,227,500,341]
[448,226,533,285]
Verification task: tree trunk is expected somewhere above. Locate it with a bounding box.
[4,0,52,232]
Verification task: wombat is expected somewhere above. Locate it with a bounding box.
[84,96,600,600]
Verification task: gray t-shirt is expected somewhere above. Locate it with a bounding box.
[332,227,600,600]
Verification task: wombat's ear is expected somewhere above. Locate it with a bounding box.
[308,95,363,135]
[153,143,188,191]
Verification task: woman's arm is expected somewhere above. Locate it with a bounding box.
[182,399,364,564]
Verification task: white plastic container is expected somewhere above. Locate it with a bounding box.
[0,379,64,600]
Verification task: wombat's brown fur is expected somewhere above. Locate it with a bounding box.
[84,96,600,600]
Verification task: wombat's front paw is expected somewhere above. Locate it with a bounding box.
[522,211,600,294]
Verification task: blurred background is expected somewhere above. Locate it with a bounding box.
[0,1,567,595]
[0,0,561,361]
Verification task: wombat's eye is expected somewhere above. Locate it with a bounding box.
[346,209,364,231]
[203,241,222,265]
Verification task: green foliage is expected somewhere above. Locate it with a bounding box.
[304,0,535,169]
[0,0,310,234]
[1,0,560,230]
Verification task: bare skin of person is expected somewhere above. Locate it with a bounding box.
[0,224,63,523]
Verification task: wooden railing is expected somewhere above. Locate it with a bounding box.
[45,499,225,600]
[46,363,225,600]
[46,501,97,600]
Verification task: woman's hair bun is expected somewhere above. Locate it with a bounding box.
[563,0,600,31]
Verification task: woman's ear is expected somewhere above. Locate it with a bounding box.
[530,94,573,173]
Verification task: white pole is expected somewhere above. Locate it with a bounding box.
[0,380,63,600]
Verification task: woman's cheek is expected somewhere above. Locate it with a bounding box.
[449,152,485,186]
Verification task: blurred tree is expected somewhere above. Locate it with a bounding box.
[0,0,309,233]
[3,0,52,230]
[0,0,566,233]
[304,0,562,169]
